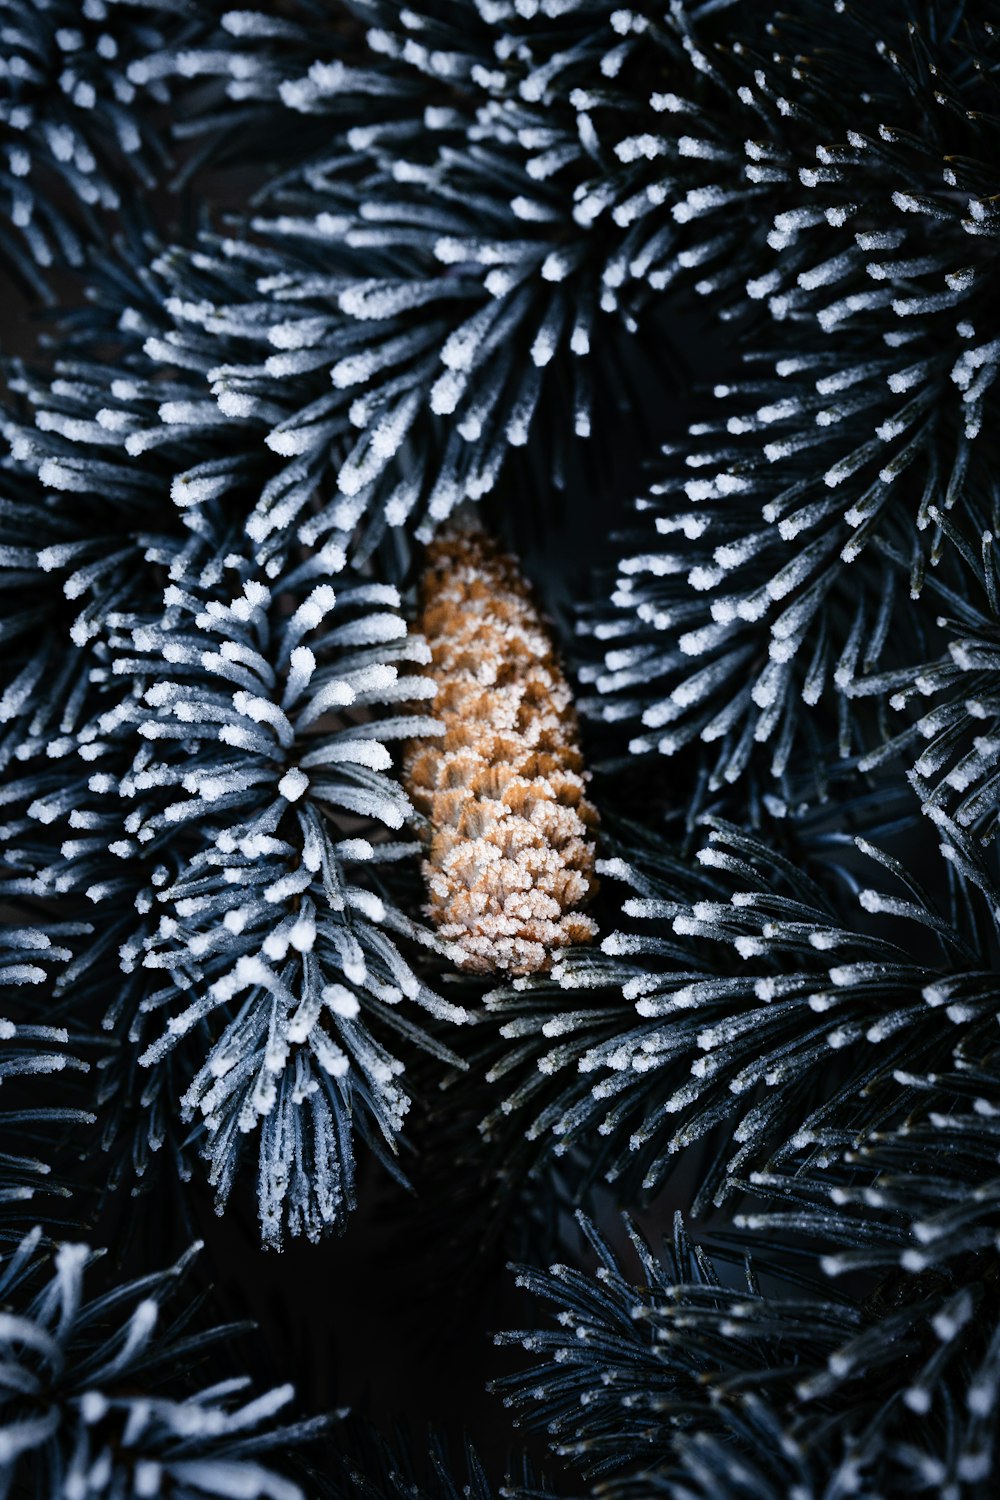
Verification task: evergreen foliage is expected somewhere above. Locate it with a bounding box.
[0,0,211,292]
[306,1426,546,1500]
[0,1231,325,1497]
[4,392,468,1244]
[485,806,1000,1205]
[0,926,91,1233]
[2,0,1000,1494]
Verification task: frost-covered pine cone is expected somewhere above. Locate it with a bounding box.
[404,526,598,977]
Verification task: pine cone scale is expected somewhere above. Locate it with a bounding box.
[404,527,598,976]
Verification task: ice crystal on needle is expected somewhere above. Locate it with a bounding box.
[404,527,598,976]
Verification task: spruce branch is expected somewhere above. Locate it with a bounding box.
[0,1230,326,1498]
[850,487,1000,844]
[484,808,1000,1211]
[573,0,1000,790]
[305,1424,551,1500]
[495,1212,863,1490]
[498,1194,1000,1497]
[106,529,468,1248]
[0,921,93,1233]
[0,0,210,294]
[3,362,471,1243]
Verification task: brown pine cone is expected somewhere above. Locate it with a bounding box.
[403,525,598,976]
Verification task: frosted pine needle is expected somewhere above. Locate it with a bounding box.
[404,527,598,976]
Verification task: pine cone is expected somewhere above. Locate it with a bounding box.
[404,527,599,976]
